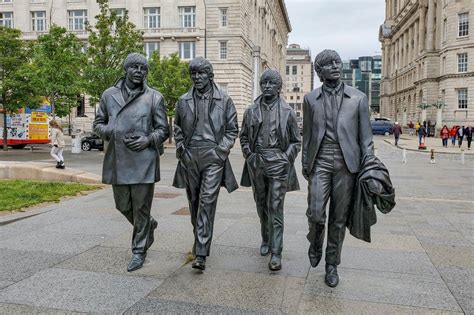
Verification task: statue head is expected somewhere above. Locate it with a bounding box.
[314,49,342,84]
[259,69,282,101]
[189,57,214,92]
[123,53,148,86]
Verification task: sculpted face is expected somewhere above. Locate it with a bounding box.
[125,62,148,86]
[320,59,342,83]
[260,76,281,99]
[190,67,212,92]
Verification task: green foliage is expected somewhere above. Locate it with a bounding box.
[32,25,86,117]
[147,52,192,117]
[85,0,144,107]
[0,180,100,211]
[0,26,42,150]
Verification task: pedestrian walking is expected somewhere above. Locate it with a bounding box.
[440,125,449,148]
[418,124,427,146]
[457,126,465,148]
[415,121,420,135]
[392,122,402,146]
[49,120,65,169]
[465,125,473,150]
[449,126,457,147]
[408,121,414,136]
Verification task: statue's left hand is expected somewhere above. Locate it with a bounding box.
[124,135,150,151]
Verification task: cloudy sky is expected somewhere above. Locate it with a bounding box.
[285,0,385,61]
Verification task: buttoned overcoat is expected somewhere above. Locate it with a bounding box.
[172,83,239,192]
[93,78,169,185]
[240,96,301,191]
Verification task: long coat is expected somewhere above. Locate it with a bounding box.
[302,84,374,175]
[93,78,169,185]
[172,83,239,193]
[239,96,301,191]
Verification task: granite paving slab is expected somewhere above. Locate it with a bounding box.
[207,245,310,278]
[0,303,86,314]
[0,268,162,313]
[437,267,474,314]
[340,246,438,275]
[149,267,301,313]
[303,268,462,312]
[125,298,280,315]
[0,281,14,290]
[424,245,474,268]
[343,233,425,252]
[298,296,464,315]
[0,249,69,282]
[57,245,187,279]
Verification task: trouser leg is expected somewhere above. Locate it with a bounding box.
[57,147,64,162]
[325,151,355,266]
[467,137,472,149]
[248,157,269,245]
[113,184,155,254]
[50,147,61,162]
[182,148,201,256]
[306,151,332,255]
[267,178,287,255]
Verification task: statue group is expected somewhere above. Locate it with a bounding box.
[94,50,394,288]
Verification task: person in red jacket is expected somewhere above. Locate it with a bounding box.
[449,126,457,147]
[440,125,449,147]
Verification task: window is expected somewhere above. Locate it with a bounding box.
[458,52,468,72]
[292,66,297,75]
[286,66,289,75]
[31,11,46,32]
[443,18,448,42]
[110,8,125,18]
[0,12,13,28]
[179,6,195,28]
[290,96,293,100]
[219,8,227,27]
[144,42,159,59]
[457,88,468,109]
[0,0,12,3]
[458,12,469,37]
[144,7,160,29]
[179,41,195,60]
[219,41,227,59]
[68,10,87,31]
[297,95,300,100]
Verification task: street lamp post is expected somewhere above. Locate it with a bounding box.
[203,0,207,58]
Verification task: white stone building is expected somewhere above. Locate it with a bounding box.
[0,0,291,127]
[379,0,474,128]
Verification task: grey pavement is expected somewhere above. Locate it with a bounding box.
[0,137,472,314]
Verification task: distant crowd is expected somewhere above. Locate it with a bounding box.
[405,120,473,149]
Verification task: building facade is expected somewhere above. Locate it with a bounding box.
[379,0,474,128]
[341,55,382,114]
[285,43,313,120]
[0,0,291,126]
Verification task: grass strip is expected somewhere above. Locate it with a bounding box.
[0,179,100,211]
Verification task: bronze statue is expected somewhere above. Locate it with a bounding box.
[93,53,169,272]
[240,69,301,271]
[173,57,238,271]
[302,50,374,287]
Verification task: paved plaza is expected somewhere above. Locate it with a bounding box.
[0,137,472,314]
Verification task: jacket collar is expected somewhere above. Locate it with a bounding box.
[315,82,352,100]
[183,81,223,101]
[249,95,291,126]
[111,77,148,109]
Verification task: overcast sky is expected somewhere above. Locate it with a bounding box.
[285,0,385,61]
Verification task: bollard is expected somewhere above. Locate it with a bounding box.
[430,149,436,164]
[461,149,465,164]
[402,148,407,163]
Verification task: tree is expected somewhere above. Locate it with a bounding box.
[85,0,144,109]
[0,26,42,150]
[32,25,86,118]
[147,52,192,142]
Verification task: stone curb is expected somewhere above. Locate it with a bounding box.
[383,139,474,155]
[0,161,102,184]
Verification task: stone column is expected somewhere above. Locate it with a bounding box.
[414,21,419,58]
[419,5,427,53]
[408,26,413,63]
[426,0,435,51]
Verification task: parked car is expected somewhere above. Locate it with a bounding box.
[81,134,104,151]
[371,120,394,136]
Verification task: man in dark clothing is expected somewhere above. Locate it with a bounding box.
[94,53,169,272]
[465,126,473,150]
[302,49,374,287]
[240,70,301,271]
[392,122,402,146]
[173,57,239,271]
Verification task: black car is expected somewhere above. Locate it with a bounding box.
[81,134,104,151]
